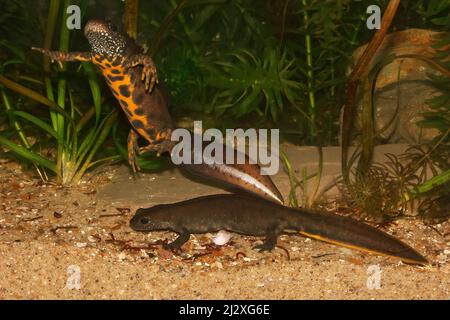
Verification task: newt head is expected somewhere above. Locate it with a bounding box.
[130,206,172,232]
[84,19,127,57]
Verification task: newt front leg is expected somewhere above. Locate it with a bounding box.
[163,229,191,251]
[31,48,91,65]
[123,54,159,92]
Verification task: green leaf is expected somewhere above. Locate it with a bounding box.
[417,118,448,131]
[82,62,102,125]
[0,136,56,172]
[425,94,449,109]
[412,169,450,194]
[76,129,97,163]
[431,16,449,26]
[71,111,118,182]
[11,111,57,138]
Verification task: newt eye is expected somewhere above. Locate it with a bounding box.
[140,218,149,225]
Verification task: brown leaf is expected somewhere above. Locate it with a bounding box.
[346,257,364,266]
[115,207,131,214]
[157,248,174,260]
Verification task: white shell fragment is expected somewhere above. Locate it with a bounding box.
[212,230,232,246]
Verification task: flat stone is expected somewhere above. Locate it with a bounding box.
[96,143,413,206]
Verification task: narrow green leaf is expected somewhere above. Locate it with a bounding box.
[412,169,450,194]
[11,111,57,138]
[0,136,56,172]
[72,111,118,182]
[82,62,102,125]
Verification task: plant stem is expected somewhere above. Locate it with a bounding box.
[281,150,299,207]
[152,0,189,54]
[56,0,71,184]
[43,0,60,132]
[412,128,450,171]
[309,146,323,207]
[341,0,400,182]
[42,0,60,179]
[301,0,317,139]
[124,0,139,39]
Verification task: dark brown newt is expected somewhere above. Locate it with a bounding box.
[32,19,283,204]
[130,194,428,265]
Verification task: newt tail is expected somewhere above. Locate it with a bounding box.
[130,194,428,265]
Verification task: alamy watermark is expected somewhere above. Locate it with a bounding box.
[367,5,381,30]
[65,265,81,290]
[66,5,81,30]
[65,3,383,31]
[366,265,382,290]
[170,121,280,175]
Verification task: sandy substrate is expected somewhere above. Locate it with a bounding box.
[0,144,448,299]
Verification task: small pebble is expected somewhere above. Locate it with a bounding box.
[118,252,127,261]
[88,236,98,243]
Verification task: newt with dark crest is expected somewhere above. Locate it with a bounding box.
[130,194,428,265]
[33,19,283,204]
[33,19,173,172]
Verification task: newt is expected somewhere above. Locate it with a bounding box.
[33,19,173,172]
[32,19,283,204]
[130,194,428,265]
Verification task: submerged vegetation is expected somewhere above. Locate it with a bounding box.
[0,0,448,220]
[340,1,450,222]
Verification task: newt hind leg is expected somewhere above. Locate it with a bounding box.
[127,128,174,173]
[138,128,175,157]
[127,129,141,173]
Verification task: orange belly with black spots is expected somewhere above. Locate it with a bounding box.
[91,54,159,143]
